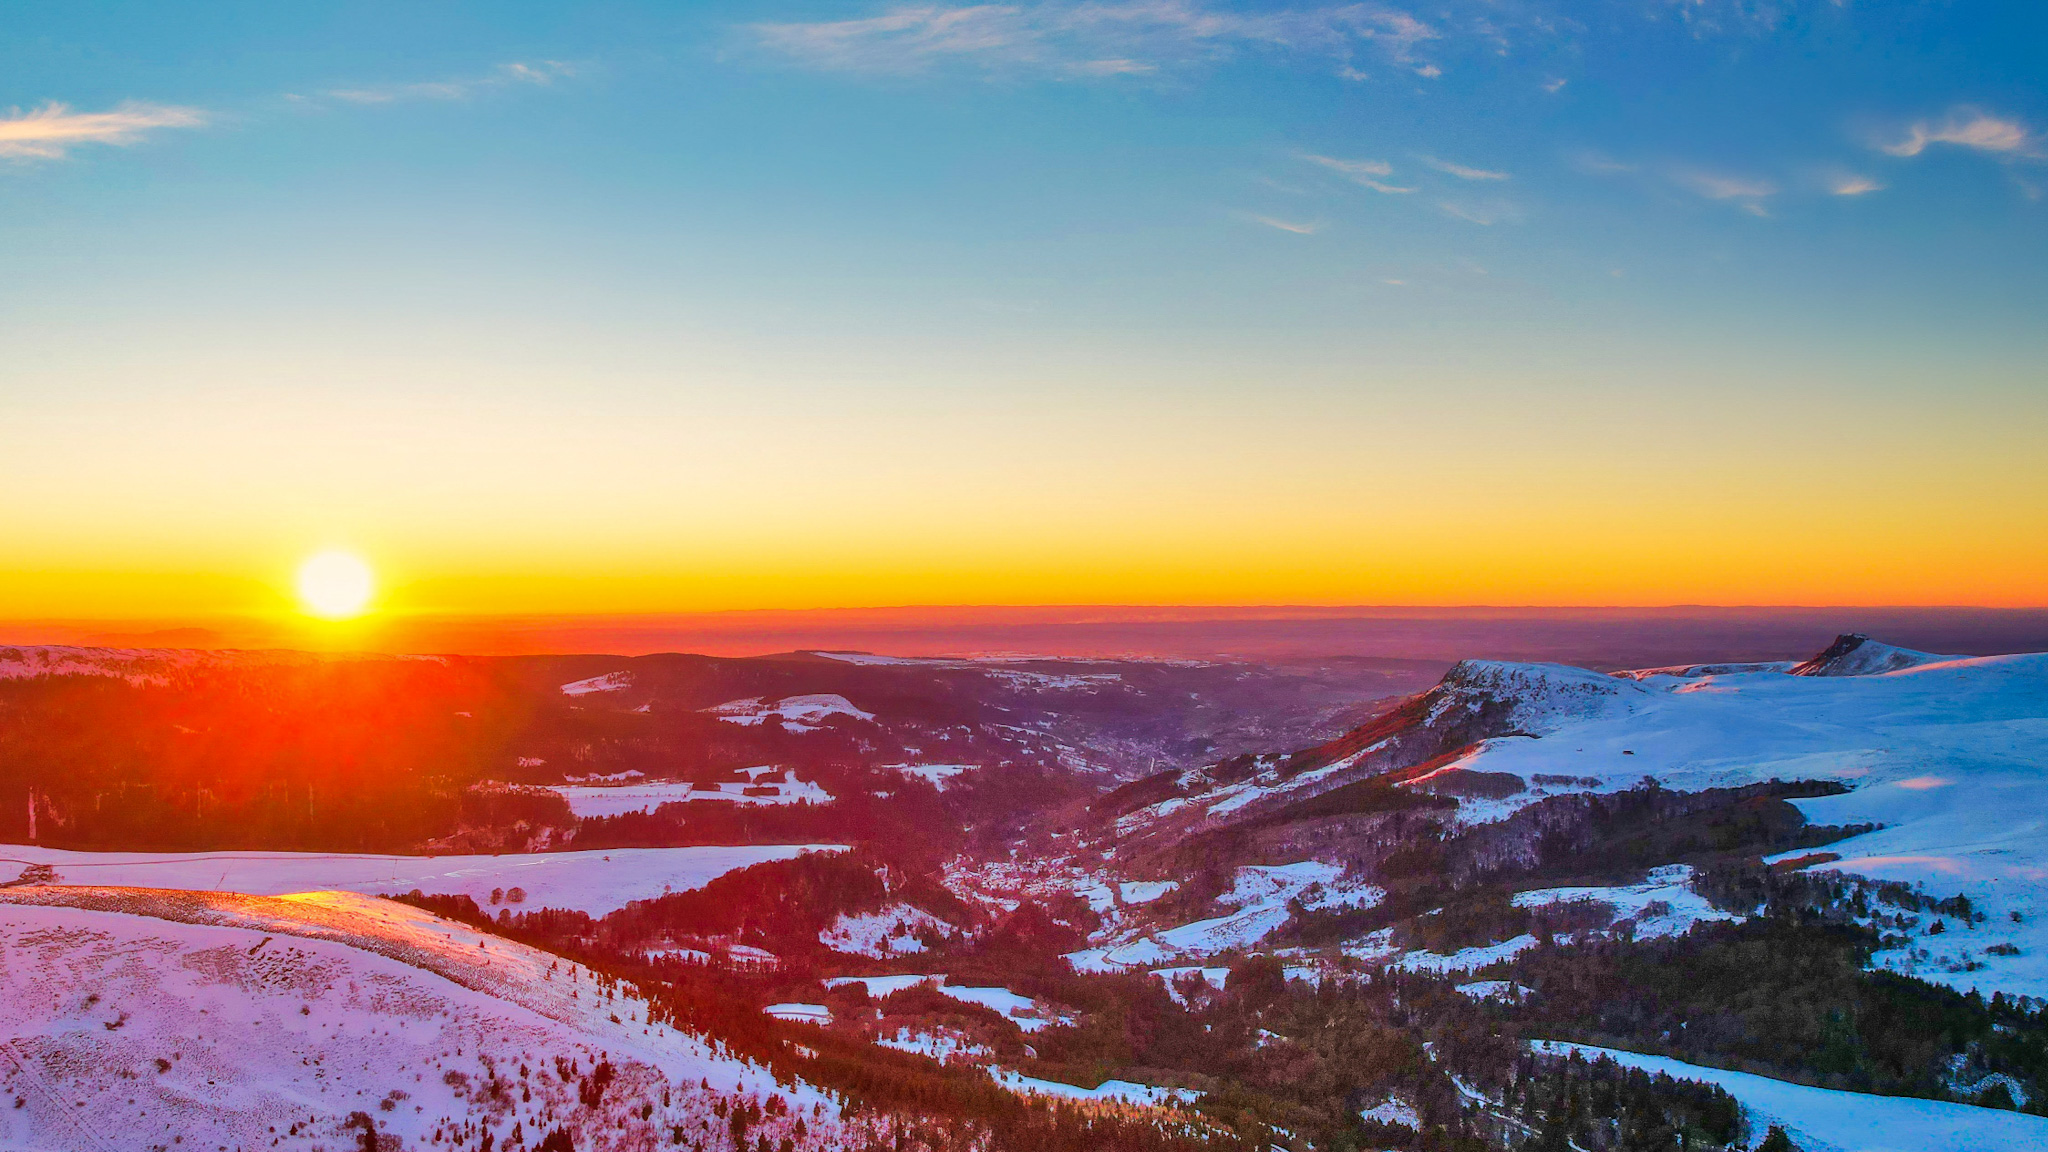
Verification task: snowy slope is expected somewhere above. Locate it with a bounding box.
[1067,862,1381,970]
[1511,865,1741,941]
[560,670,635,696]
[0,843,845,916]
[1429,647,2048,997]
[0,887,849,1152]
[1531,1041,2047,1152]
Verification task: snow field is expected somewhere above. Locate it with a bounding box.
[987,1069,1199,1108]
[708,694,875,731]
[819,904,955,957]
[552,776,832,816]
[0,843,846,917]
[1510,864,1741,942]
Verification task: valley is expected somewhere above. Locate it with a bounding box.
[2,635,2045,1151]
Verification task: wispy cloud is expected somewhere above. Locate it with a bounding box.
[751,2,1443,80]
[1571,150,1637,176]
[1421,154,1508,181]
[1438,198,1518,225]
[0,101,204,159]
[1824,171,1883,196]
[1879,109,2033,158]
[1670,168,1776,213]
[324,60,576,106]
[1246,213,1321,233]
[1299,153,1415,193]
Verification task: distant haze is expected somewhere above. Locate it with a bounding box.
[11,605,2048,670]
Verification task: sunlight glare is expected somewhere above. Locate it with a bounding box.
[296,550,375,619]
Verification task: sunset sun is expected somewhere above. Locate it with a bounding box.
[295,550,375,619]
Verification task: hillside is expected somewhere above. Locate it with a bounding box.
[0,886,845,1152]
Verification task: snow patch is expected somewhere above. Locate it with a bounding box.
[820,904,953,957]
[988,1068,1198,1108]
[560,670,634,696]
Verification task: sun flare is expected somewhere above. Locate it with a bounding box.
[296,550,375,619]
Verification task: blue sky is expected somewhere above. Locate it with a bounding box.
[3,1,2046,615]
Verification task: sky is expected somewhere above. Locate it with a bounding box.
[3,0,2045,625]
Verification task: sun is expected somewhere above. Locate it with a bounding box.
[296,550,375,619]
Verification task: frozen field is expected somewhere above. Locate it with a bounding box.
[1532,1040,2047,1152]
[0,842,844,916]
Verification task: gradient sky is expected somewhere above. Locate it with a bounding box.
[4,1,2045,621]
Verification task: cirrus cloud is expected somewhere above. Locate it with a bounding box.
[0,101,204,159]
[1299,152,1415,193]
[1421,154,1507,181]
[324,60,576,105]
[1880,109,2032,158]
[751,2,1444,80]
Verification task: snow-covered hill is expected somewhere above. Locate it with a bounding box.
[1059,635,2048,998]
[0,886,851,1152]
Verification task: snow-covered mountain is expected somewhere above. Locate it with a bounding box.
[1077,635,2048,997]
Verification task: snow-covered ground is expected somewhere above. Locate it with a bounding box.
[1120,879,1180,904]
[763,1003,833,1024]
[819,904,954,957]
[0,843,845,916]
[1396,934,1541,974]
[552,775,831,816]
[1360,1096,1421,1129]
[824,973,942,998]
[707,694,875,731]
[551,780,699,817]
[818,976,1072,1032]
[1149,966,1232,1005]
[931,986,1076,1032]
[1531,1040,2047,1152]
[1068,861,1382,971]
[1454,979,1528,1003]
[891,763,977,790]
[1511,864,1742,941]
[1422,646,2048,999]
[559,670,633,696]
[987,1068,1198,1108]
[876,1027,994,1062]
[0,887,846,1152]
